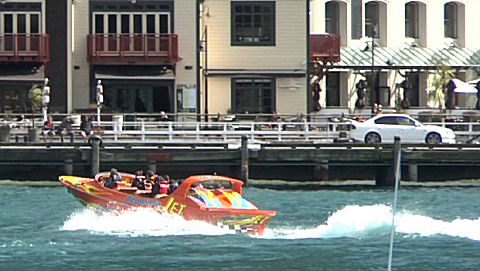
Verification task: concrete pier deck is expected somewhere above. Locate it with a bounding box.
[1,141,480,185]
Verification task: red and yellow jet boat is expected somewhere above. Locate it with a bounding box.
[59,173,276,235]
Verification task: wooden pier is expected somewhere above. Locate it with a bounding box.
[1,139,480,185]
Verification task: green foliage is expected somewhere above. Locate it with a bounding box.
[28,84,42,111]
[429,63,454,110]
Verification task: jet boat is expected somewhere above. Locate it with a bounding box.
[59,172,276,235]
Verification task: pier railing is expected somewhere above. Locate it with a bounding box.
[2,118,480,143]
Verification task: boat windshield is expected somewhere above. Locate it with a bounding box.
[195,180,232,190]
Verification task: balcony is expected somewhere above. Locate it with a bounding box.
[0,34,50,63]
[87,33,179,64]
[310,34,340,63]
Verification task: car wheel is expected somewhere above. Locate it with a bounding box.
[365,132,381,144]
[426,133,441,144]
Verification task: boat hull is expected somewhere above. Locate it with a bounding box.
[59,174,275,235]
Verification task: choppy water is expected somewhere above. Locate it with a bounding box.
[1,181,480,270]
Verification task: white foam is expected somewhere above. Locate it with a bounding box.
[61,205,480,241]
[60,207,231,237]
[262,204,480,241]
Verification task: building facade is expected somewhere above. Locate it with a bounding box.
[200,0,308,116]
[71,0,196,115]
[311,0,480,114]
[0,0,49,113]
[3,0,479,116]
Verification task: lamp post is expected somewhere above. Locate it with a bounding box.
[42,77,50,123]
[370,24,376,114]
[96,80,103,125]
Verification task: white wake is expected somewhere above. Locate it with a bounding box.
[60,204,480,241]
[262,204,480,241]
[60,207,231,237]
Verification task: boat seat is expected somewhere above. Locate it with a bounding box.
[154,194,167,199]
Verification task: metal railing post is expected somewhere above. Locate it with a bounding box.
[251,123,255,140]
[223,123,227,141]
[278,122,282,141]
[196,122,200,140]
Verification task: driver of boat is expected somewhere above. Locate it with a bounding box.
[104,168,122,189]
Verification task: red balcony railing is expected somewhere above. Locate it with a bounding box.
[0,34,50,63]
[87,33,179,63]
[310,34,340,63]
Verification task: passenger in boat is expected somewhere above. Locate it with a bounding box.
[104,168,122,189]
[159,176,170,194]
[131,170,146,190]
[146,170,155,182]
[168,178,178,194]
[149,175,170,197]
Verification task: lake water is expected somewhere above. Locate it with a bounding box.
[1,181,479,270]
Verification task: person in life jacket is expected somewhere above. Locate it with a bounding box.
[159,175,170,195]
[150,175,169,197]
[131,170,146,190]
[104,168,121,189]
[145,170,156,189]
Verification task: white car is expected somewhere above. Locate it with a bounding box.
[349,114,456,144]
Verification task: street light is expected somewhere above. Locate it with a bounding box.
[96,80,103,125]
[42,77,50,122]
[370,24,377,115]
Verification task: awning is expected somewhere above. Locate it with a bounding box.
[94,65,175,80]
[0,65,45,82]
[333,45,480,70]
[95,69,175,80]
[450,79,478,93]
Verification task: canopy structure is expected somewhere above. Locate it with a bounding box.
[450,79,478,93]
[335,45,480,70]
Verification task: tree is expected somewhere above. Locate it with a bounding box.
[28,84,42,113]
[429,63,454,110]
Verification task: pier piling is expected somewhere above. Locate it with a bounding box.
[64,159,73,175]
[241,135,249,186]
[90,136,101,177]
[408,163,418,182]
[376,137,402,187]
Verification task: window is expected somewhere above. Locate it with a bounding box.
[93,13,170,35]
[375,117,397,125]
[326,72,340,106]
[30,14,39,33]
[231,1,275,46]
[397,117,415,126]
[325,1,339,35]
[0,12,41,51]
[365,2,379,38]
[444,2,457,38]
[375,116,415,125]
[351,0,362,39]
[232,78,275,113]
[4,14,12,33]
[405,2,418,38]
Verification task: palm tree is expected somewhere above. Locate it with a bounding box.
[429,63,454,110]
